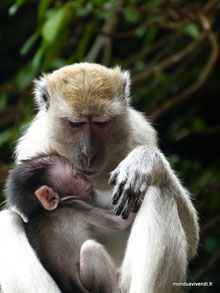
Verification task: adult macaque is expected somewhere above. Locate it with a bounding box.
[5,154,132,293]
[0,63,199,293]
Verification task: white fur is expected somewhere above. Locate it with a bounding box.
[0,210,61,293]
[120,186,187,293]
[15,112,51,162]
[34,77,49,111]
[122,70,131,103]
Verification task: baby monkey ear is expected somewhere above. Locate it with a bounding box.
[35,186,59,211]
[33,76,50,111]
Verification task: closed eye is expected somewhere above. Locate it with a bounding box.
[93,120,110,127]
[69,121,86,128]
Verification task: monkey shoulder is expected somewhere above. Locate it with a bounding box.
[127,107,158,148]
[26,207,90,242]
[15,112,52,162]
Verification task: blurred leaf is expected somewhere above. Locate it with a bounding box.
[135,27,147,38]
[91,0,103,6]
[192,117,206,132]
[8,0,26,15]
[168,154,181,165]
[50,58,67,70]
[77,21,96,61]
[15,0,26,8]
[203,237,219,253]
[183,23,201,39]
[42,6,71,42]
[124,7,141,24]
[144,0,163,12]
[32,44,46,69]
[20,31,40,56]
[42,30,69,70]
[8,5,18,16]
[76,2,93,16]
[0,128,18,147]
[15,63,38,89]
[0,94,8,110]
[145,25,159,46]
[38,0,52,20]
[96,9,112,19]
[134,61,145,71]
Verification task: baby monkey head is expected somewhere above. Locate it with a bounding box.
[34,63,131,176]
[5,154,92,218]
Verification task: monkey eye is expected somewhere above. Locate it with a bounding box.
[68,121,86,128]
[93,120,111,128]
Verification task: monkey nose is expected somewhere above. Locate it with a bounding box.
[81,152,95,168]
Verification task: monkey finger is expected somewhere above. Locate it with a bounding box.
[132,175,144,194]
[125,172,138,191]
[112,180,126,205]
[121,197,131,219]
[121,196,136,219]
[114,191,130,216]
[140,180,148,193]
[132,191,145,213]
[108,171,118,185]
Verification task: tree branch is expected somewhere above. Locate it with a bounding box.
[85,13,117,63]
[150,32,219,120]
[132,34,206,85]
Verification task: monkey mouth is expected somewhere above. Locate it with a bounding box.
[82,170,96,176]
[85,185,93,193]
[78,169,96,176]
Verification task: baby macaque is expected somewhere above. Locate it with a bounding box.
[5,154,133,293]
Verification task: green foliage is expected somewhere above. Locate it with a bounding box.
[0,94,7,110]
[124,7,141,24]
[183,23,201,39]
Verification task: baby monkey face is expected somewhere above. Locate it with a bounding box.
[47,155,93,200]
[69,171,93,199]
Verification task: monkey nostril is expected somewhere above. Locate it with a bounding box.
[81,151,96,168]
[81,152,90,167]
[81,152,87,164]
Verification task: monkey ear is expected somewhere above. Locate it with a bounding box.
[35,186,59,211]
[33,76,50,111]
[122,70,131,104]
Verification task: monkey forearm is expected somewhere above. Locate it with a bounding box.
[120,186,187,293]
[110,145,199,258]
[155,150,199,258]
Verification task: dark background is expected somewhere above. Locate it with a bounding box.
[0,0,219,292]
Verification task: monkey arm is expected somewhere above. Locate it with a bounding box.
[88,209,135,231]
[59,197,135,231]
[120,186,188,293]
[110,145,199,260]
[0,210,61,293]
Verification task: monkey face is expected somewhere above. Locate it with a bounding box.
[34,63,131,176]
[63,117,111,175]
[69,172,93,199]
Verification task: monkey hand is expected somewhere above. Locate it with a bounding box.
[109,146,164,219]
